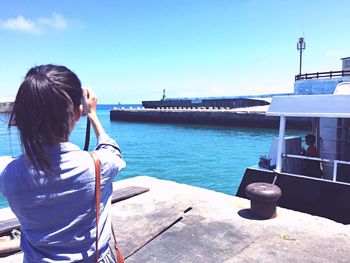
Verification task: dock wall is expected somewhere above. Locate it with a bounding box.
[0,102,13,113]
[110,109,311,129]
[294,77,350,95]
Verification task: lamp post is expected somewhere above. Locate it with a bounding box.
[297,37,306,76]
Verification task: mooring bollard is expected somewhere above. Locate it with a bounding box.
[245,182,282,219]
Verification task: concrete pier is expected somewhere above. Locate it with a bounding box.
[0,98,14,113]
[1,176,350,262]
[110,107,311,129]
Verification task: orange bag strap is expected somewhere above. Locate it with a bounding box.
[111,224,124,263]
[90,151,101,263]
[90,151,124,263]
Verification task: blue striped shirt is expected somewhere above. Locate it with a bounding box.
[0,133,126,262]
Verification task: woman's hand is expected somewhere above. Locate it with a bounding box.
[82,88,98,117]
[82,87,105,137]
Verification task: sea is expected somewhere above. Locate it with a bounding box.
[0,104,306,208]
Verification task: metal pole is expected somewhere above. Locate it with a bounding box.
[297,37,305,77]
[333,160,338,182]
[299,47,302,75]
[276,115,286,173]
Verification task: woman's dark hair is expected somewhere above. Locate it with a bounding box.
[9,64,82,174]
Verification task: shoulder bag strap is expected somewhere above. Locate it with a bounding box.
[90,151,101,263]
[111,224,124,263]
[90,151,125,263]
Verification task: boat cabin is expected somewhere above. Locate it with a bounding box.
[267,92,350,183]
[236,87,350,224]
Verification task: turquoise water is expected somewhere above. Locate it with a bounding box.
[0,105,305,208]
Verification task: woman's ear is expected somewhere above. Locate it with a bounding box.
[75,105,83,121]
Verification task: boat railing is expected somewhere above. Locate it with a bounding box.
[295,70,350,80]
[282,153,350,182]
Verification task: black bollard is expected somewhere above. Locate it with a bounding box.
[245,182,282,219]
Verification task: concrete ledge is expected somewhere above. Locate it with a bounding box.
[114,176,350,262]
[2,176,350,262]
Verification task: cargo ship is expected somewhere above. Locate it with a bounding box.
[142,92,273,109]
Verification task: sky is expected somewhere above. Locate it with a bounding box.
[0,0,350,104]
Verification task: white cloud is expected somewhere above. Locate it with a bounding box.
[0,13,70,34]
[38,13,68,30]
[325,50,337,57]
[178,86,228,99]
[206,85,226,96]
[179,91,196,98]
[0,15,39,34]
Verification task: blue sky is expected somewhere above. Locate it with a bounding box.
[1,0,349,103]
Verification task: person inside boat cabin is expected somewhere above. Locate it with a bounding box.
[301,134,323,178]
[302,134,318,157]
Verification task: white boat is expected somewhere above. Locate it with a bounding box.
[236,91,350,224]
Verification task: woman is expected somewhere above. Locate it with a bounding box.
[0,65,126,262]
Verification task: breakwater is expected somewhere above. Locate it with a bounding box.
[110,106,311,129]
[0,101,13,113]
